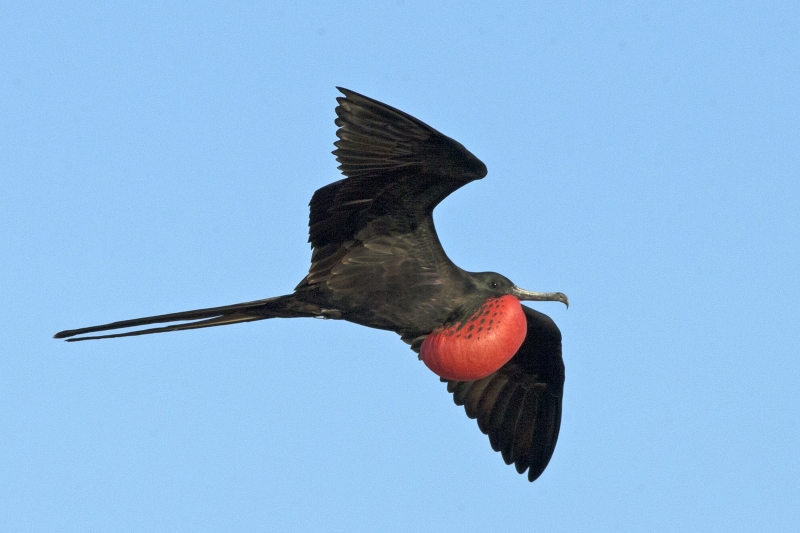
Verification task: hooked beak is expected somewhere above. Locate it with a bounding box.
[510,286,569,308]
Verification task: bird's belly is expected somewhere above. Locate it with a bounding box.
[337,292,453,335]
[420,295,527,380]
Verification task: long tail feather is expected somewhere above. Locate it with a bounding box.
[54,294,319,341]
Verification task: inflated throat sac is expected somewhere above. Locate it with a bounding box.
[420,295,527,381]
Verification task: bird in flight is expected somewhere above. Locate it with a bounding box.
[55,88,569,482]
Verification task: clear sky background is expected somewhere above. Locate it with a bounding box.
[2,2,799,531]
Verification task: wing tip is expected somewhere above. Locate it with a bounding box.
[335,86,368,107]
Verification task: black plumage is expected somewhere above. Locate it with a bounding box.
[55,88,568,481]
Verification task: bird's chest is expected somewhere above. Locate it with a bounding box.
[420,295,528,380]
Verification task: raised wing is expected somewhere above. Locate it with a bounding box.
[308,88,488,253]
[296,88,488,333]
[443,306,565,482]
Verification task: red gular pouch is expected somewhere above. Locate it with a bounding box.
[420,294,527,380]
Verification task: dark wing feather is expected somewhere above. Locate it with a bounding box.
[295,88,487,334]
[443,306,565,482]
[308,88,487,252]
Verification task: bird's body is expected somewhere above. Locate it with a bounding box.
[56,88,569,481]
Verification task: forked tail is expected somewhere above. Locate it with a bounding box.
[54,294,322,342]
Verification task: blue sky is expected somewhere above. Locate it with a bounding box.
[2,1,799,531]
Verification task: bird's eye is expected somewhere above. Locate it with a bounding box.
[490,281,498,289]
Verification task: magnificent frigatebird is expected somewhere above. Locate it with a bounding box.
[55,88,569,482]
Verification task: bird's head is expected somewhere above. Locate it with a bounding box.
[470,272,569,308]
